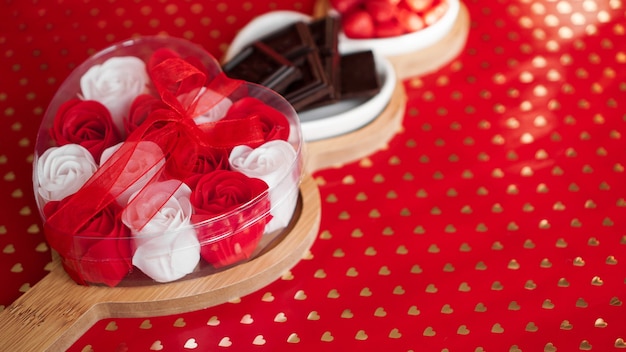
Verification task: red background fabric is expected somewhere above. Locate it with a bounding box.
[1,0,625,350]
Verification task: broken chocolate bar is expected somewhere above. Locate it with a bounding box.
[222,42,300,94]
[222,16,381,113]
[297,49,380,112]
[256,20,335,111]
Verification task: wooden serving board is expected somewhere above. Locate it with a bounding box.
[0,175,321,352]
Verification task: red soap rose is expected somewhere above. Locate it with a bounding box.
[224,97,290,148]
[50,98,122,162]
[125,94,169,135]
[43,194,132,287]
[166,144,230,183]
[190,170,271,267]
[189,147,230,175]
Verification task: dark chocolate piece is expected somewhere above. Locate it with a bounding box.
[223,16,357,112]
[259,22,314,60]
[222,42,301,94]
[322,53,340,101]
[265,21,335,111]
[294,52,341,112]
[298,49,380,112]
[283,50,333,111]
[308,16,341,103]
[308,16,340,57]
[339,50,381,100]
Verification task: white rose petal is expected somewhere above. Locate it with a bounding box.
[122,180,200,283]
[80,56,149,134]
[191,88,233,124]
[100,141,166,206]
[36,144,98,203]
[229,140,299,234]
[136,195,193,243]
[122,180,193,245]
[132,228,200,283]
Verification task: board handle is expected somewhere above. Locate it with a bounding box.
[0,261,106,351]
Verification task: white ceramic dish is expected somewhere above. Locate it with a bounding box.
[336,0,461,57]
[224,11,396,142]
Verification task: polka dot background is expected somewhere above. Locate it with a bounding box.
[2,0,626,351]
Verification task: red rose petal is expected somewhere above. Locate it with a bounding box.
[50,98,122,161]
[225,97,290,146]
[190,170,271,267]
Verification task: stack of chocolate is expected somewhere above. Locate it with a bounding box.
[223,16,381,112]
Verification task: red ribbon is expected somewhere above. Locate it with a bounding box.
[45,49,267,245]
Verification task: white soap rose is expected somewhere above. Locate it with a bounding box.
[36,144,98,203]
[122,180,200,282]
[190,87,233,124]
[132,229,200,283]
[80,56,149,134]
[229,140,299,234]
[122,180,194,242]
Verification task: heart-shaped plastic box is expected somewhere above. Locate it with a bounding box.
[33,36,304,287]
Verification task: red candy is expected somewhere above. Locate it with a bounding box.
[335,0,444,39]
[342,10,375,39]
[404,0,434,12]
[365,0,397,23]
[397,7,425,32]
[330,0,364,14]
[374,20,404,38]
[424,0,449,25]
